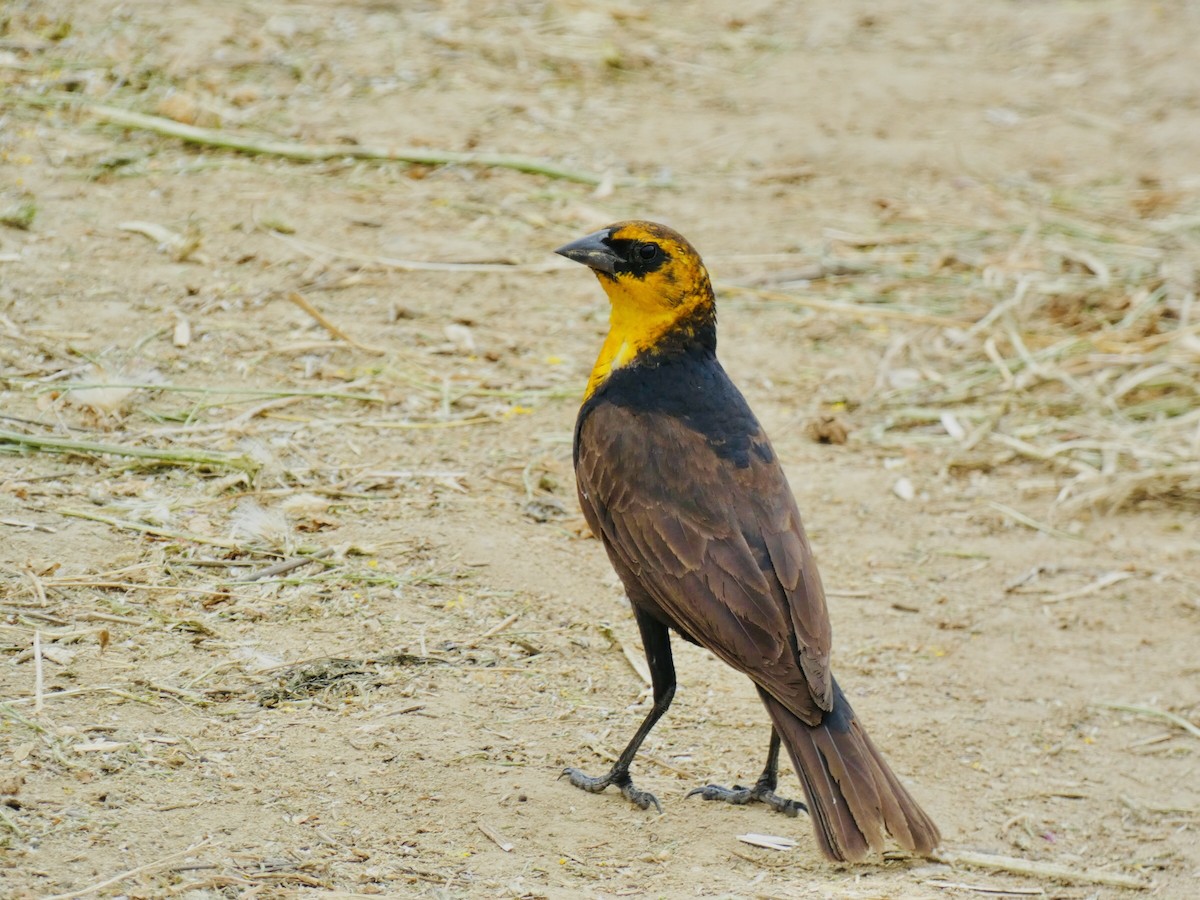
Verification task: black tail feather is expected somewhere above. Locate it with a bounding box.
[758,682,940,862]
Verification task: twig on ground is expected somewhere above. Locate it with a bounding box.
[43,837,212,900]
[59,508,254,551]
[0,605,67,626]
[477,821,514,852]
[229,548,335,584]
[925,879,1044,896]
[1041,571,1134,603]
[1094,703,1200,739]
[5,685,161,707]
[965,277,1032,339]
[461,611,522,649]
[285,292,388,354]
[76,611,145,625]
[9,378,386,403]
[934,848,1150,890]
[119,221,203,262]
[0,428,259,473]
[144,396,307,437]
[33,630,44,715]
[985,501,1085,542]
[0,701,49,732]
[356,416,501,430]
[23,567,48,605]
[1,518,57,533]
[43,579,233,598]
[80,102,607,184]
[987,433,1097,477]
[0,805,25,838]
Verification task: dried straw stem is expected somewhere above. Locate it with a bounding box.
[81,102,607,184]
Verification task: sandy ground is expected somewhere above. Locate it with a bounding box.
[2,1,1199,897]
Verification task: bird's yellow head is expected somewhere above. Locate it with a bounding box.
[556,220,716,399]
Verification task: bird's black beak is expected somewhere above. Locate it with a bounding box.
[555,228,620,275]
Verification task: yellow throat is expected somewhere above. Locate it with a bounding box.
[585,279,712,398]
[554,221,716,401]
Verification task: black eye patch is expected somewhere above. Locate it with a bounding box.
[604,237,670,278]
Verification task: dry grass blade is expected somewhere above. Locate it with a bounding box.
[460,611,521,649]
[6,378,386,403]
[284,292,387,355]
[119,220,203,261]
[1041,570,1134,603]
[1,518,57,533]
[1094,703,1200,739]
[985,501,1084,542]
[79,101,607,184]
[144,396,306,437]
[32,630,45,714]
[43,837,212,900]
[0,428,260,473]
[229,549,335,584]
[0,805,25,838]
[476,821,514,852]
[59,508,252,550]
[595,624,651,686]
[934,848,1150,890]
[359,416,500,430]
[926,880,1044,896]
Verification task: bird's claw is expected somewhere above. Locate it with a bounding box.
[561,767,662,813]
[561,767,610,794]
[755,787,805,817]
[618,781,662,813]
[686,783,753,804]
[686,780,806,817]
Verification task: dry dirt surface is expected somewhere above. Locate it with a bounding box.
[2,1,1199,898]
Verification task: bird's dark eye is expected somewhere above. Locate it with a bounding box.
[638,243,660,261]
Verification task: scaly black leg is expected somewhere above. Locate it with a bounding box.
[686,728,808,817]
[562,606,675,813]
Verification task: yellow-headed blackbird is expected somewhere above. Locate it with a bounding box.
[555,221,940,862]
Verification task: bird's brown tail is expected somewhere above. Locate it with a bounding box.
[758,681,940,862]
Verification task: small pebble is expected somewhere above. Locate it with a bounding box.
[892,477,916,501]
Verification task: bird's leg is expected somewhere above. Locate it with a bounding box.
[686,728,808,817]
[562,607,674,813]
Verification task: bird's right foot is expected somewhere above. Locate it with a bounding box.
[686,779,807,817]
[561,767,662,813]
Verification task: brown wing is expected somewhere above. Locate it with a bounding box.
[576,401,833,721]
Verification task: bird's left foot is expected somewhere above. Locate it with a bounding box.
[686,778,807,817]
